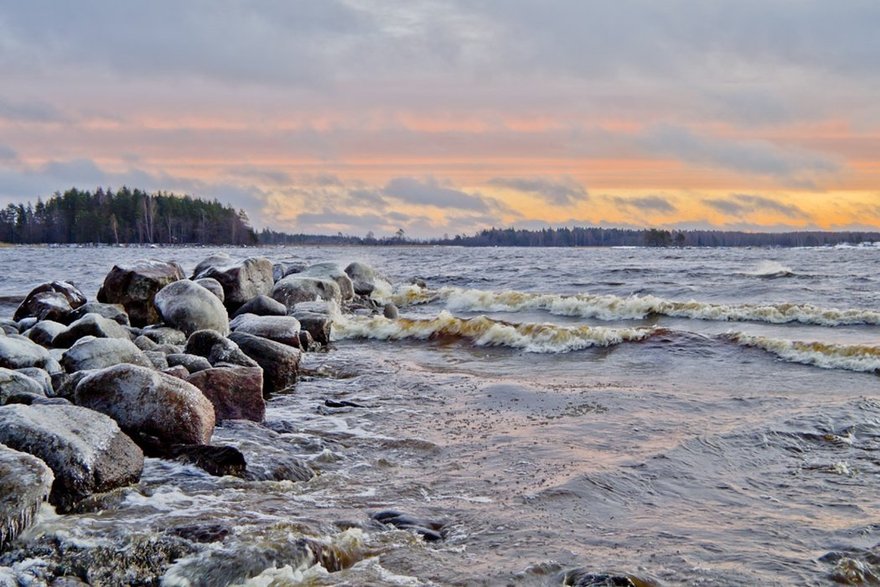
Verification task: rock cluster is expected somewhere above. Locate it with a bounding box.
[0,254,392,555]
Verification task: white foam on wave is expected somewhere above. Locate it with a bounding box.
[332,310,655,353]
[743,260,795,278]
[393,286,880,327]
[727,332,880,373]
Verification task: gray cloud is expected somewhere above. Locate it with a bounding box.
[703,193,809,219]
[384,177,489,211]
[0,97,67,123]
[640,125,839,182]
[487,176,587,206]
[0,145,16,160]
[610,195,677,213]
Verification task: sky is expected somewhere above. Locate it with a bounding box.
[0,0,878,237]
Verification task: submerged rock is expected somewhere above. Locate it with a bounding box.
[186,366,265,422]
[0,443,53,550]
[229,313,301,347]
[0,404,143,511]
[60,336,152,372]
[559,569,650,587]
[13,282,86,323]
[97,259,185,327]
[193,256,275,311]
[371,510,446,542]
[228,332,300,394]
[211,420,314,482]
[154,280,230,337]
[74,364,215,446]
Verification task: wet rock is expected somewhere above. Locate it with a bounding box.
[3,392,49,405]
[231,294,287,318]
[53,313,131,348]
[167,353,212,374]
[383,302,399,319]
[193,256,275,311]
[144,350,169,370]
[228,332,300,394]
[166,444,246,477]
[74,364,215,446]
[291,302,334,345]
[162,365,191,380]
[50,371,91,401]
[0,335,53,370]
[344,261,379,296]
[63,302,129,327]
[0,443,53,551]
[14,282,86,323]
[168,523,231,543]
[272,275,342,311]
[324,399,365,408]
[184,330,259,368]
[154,280,230,337]
[229,313,302,347]
[14,368,53,395]
[559,569,648,587]
[186,366,265,422]
[300,262,354,301]
[0,404,143,511]
[272,260,308,282]
[194,277,224,303]
[0,318,17,335]
[60,336,152,372]
[96,259,185,327]
[211,420,314,482]
[24,320,67,348]
[298,330,313,351]
[133,334,159,351]
[371,510,446,542]
[0,368,46,403]
[140,326,187,346]
[16,317,38,332]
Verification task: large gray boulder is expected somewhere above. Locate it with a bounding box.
[299,263,354,301]
[193,256,275,310]
[229,314,301,347]
[228,332,300,395]
[61,336,153,372]
[231,295,287,318]
[194,277,225,303]
[97,260,186,327]
[272,275,341,311]
[0,404,144,511]
[186,367,265,422]
[24,320,67,347]
[344,262,379,296]
[0,335,53,370]
[75,364,216,445]
[154,280,230,337]
[53,313,132,348]
[184,330,259,368]
[13,281,86,323]
[0,443,53,550]
[0,368,46,404]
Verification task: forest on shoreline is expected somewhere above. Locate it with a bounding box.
[2,188,879,247]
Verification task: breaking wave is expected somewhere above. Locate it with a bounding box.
[726,332,880,374]
[332,311,657,353]
[382,286,880,327]
[742,260,795,278]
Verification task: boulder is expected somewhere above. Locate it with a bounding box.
[0,404,143,511]
[144,351,169,370]
[383,303,399,319]
[192,253,234,280]
[344,262,379,296]
[61,337,153,373]
[272,275,342,311]
[193,257,274,310]
[229,314,301,347]
[53,313,131,348]
[64,302,130,326]
[154,280,229,337]
[299,263,354,300]
[134,334,160,351]
[228,332,300,395]
[0,368,45,404]
[272,261,307,282]
[14,368,53,395]
[231,295,287,318]
[0,318,17,335]
[140,326,187,346]
[184,330,259,368]
[0,335,53,370]
[194,278,225,303]
[291,302,335,346]
[163,365,191,380]
[13,281,86,323]
[0,443,54,550]
[166,353,212,374]
[74,364,215,446]
[24,320,67,347]
[212,421,314,482]
[186,367,265,422]
[97,260,185,327]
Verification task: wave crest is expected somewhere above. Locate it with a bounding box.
[727,333,880,373]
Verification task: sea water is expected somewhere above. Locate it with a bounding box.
[1,244,878,585]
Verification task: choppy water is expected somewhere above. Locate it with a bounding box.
[1,244,879,585]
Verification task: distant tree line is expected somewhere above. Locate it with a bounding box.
[0,187,257,245]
